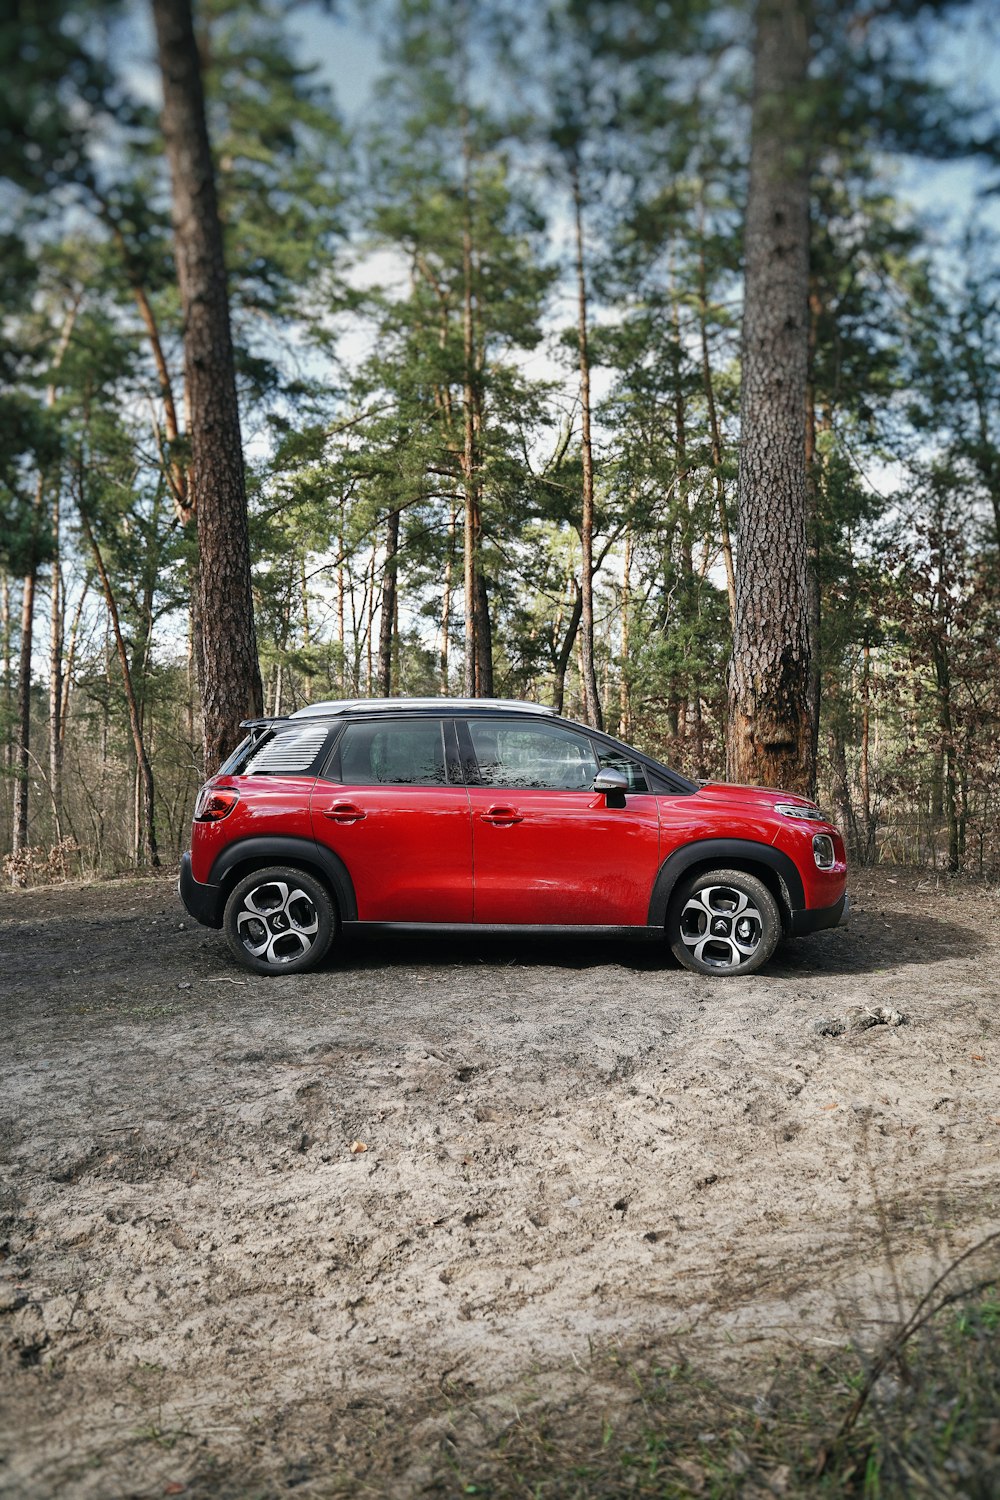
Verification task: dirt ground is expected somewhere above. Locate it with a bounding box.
[2,867,999,1497]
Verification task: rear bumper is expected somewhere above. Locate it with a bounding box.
[789,891,848,937]
[178,851,224,929]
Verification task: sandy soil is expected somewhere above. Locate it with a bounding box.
[2,868,999,1497]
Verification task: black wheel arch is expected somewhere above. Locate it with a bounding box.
[648,839,804,932]
[210,837,358,923]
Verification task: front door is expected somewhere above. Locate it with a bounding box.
[462,718,660,926]
[310,717,473,922]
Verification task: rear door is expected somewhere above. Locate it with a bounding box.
[462,718,660,926]
[310,716,473,922]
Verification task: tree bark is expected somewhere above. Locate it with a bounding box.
[571,160,602,730]
[727,0,815,796]
[152,0,263,770]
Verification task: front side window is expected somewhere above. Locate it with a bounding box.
[335,719,448,786]
[596,744,650,792]
[468,720,599,791]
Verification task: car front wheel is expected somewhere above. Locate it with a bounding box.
[223,866,335,975]
[668,868,781,976]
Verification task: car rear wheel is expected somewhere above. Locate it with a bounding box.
[668,868,781,976]
[223,866,335,975]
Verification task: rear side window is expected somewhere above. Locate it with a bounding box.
[229,723,332,777]
[335,719,448,786]
[468,720,599,790]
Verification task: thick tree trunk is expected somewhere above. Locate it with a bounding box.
[152,0,263,770]
[727,0,815,795]
[377,507,400,696]
[571,161,602,730]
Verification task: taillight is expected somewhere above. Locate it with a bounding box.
[194,787,240,822]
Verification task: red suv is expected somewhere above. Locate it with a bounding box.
[179,698,847,977]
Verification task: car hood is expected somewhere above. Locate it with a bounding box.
[690,782,820,816]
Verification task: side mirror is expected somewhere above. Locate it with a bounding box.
[594,768,628,808]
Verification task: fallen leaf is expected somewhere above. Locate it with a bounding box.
[349,1140,368,1154]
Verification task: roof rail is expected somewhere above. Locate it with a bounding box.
[289,697,556,719]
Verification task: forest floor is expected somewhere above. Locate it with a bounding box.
[2,867,999,1498]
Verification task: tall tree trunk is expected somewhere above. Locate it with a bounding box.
[377,507,400,696]
[859,640,875,864]
[696,195,736,631]
[553,585,583,718]
[48,492,63,844]
[441,504,456,690]
[804,284,823,767]
[474,565,493,697]
[12,544,37,859]
[78,506,160,868]
[12,297,79,858]
[152,0,263,770]
[299,559,312,703]
[460,105,479,697]
[60,575,89,756]
[571,159,602,730]
[618,528,632,739]
[727,0,815,796]
[1,572,12,778]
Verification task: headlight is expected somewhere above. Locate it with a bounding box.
[813,834,835,869]
[775,802,826,822]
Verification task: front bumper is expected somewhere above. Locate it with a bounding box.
[789,891,849,937]
[178,851,224,929]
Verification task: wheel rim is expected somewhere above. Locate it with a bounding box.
[679,885,763,970]
[236,880,319,966]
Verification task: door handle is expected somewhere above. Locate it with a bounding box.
[322,802,366,824]
[481,805,523,826]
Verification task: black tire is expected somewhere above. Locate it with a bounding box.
[223,865,335,976]
[667,868,781,976]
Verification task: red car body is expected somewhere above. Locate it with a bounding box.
[180,699,847,973]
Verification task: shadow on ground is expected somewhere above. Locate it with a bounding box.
[333,904,984,977]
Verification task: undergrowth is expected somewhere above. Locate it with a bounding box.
[432,1287,1000,1499]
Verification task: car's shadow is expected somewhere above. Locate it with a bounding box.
[331,906,986,978]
